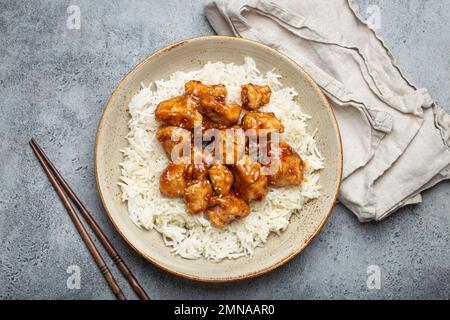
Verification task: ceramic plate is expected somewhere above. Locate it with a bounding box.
[95,36,342,282]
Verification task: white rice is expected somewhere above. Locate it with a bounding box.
[119,57,324,262]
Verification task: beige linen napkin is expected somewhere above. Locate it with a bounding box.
[205,0,450,221]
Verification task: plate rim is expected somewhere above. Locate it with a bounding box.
[94,35,343,282]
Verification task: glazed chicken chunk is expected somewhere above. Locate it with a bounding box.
[198,96,241,127]
[188,146,212,180]
[208,162,234,196]
[156,126,192,159]
[155,95,202,130]
[242,111,285,134]
[241,84,271,110]
[210,127,246,165]
[185,80,227,102]
[267,142,305,187]
[205,193,251,228]
[159,162,192,198]
[201,117,231,130]
[233,155,268,202]
[184,179,213,214]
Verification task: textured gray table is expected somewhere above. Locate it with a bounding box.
[1,0,449,300]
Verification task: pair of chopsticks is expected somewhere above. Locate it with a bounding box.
[29,138,150,300]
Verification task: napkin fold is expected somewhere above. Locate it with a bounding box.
[205,0,450,221]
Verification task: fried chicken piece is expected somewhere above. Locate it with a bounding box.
[155,95,202,130]
[188,146,212,180]
[198,96,241,127]
[185,80,227,102]
[242,111,284,163]
[201,117,231,130]
[233,155,268,202]
[156,126,192,160]
[267,142,304,187]
[159,161,192,198]
[241,84,271,110]
[159,146,213,199]
[208,162,234,196]
[205,193,250,228]
[242,111,285,134]
[212,127,246,165]
[184,179,213,214]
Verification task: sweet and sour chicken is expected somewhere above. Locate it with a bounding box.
[205,193,251,228]
[186,80,241,127]
[241,84,271,110]
[156,126,192,159]
[159,161,192,198]
[184,179,213,214]
[242,111,285,134]
[156,80,305,228]
[268,142,305,187]
[155,95,202,130]
[198,96,241,127]
[208,162,234,196]
[185,80,227,102]
[233,155,268,202]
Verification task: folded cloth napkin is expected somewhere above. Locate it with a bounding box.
[205,0,450,222]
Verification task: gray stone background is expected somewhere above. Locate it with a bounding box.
[0,0,449,300]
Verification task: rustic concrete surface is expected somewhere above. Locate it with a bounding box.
[0,0,449,300]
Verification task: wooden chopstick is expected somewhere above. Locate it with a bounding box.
[30,140,127,300]
[30,139,150,300]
